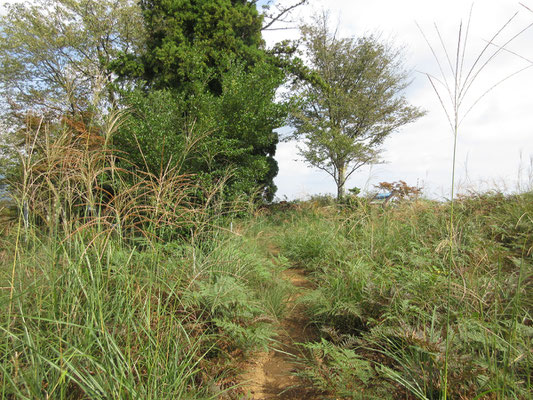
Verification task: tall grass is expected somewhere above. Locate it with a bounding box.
[266,196,532,399]
[0,112,289,398]
[417,7,533,398]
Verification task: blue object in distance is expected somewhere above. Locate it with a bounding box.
[375,192,392,200]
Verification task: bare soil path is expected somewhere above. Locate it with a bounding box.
[239,247,323,400]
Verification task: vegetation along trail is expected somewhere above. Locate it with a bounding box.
[239,237,323,399]
[2,1,531,399]
[236,196,533,399]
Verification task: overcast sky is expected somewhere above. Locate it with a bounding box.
[264,0,533,199]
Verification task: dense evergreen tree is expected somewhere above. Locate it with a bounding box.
[114,0,285,201]
[115,0,265,92]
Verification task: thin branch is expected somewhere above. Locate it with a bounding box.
[344,157,373,182]
[261,0,307,31]
[308,160,337,181]
[459,12,521,103]
[454,22,463,111]
[483,38,533,64]
[262,27,300,31]
[417,22,454,108]
[519,2,533,13]
[458,4,474,92]
[415,70,447,88]
[435,23,457,78]
[427,75,455,134]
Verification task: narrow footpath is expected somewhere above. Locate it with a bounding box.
[239,252,323,399]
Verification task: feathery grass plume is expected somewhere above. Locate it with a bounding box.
[417,5,533,398]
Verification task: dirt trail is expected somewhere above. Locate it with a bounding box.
[239,264,322,399]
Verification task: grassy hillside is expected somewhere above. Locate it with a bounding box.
[1,191,531,399]
[265,194,532,399]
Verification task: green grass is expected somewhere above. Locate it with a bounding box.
[263,194,532,399]
[0,216,291,399]
[2,165,531,399]
[0,119,295,399]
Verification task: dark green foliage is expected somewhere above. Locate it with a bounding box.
[117,61,286,200]
[215,62,284,200]
[0,0,287,202]
[112,0,286,200]
[115,88,215,175]
[121,0,265,92]
[112,0,266,94]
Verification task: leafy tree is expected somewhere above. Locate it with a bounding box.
[214,62,285,200]
[0,0,144,122]
[116,61,286,201]
[115,0,264,93]
[290,16,425,200]
[114,0,288,201]
[0,0,302,202]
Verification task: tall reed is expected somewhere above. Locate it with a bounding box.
[418,6,533,398]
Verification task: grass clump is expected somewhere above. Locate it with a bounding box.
[0,218,291,399]
[0,120,289,399]
[0,217,289,399]
[267,194,532,399]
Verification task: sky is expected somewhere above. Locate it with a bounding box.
[263,0,533,200]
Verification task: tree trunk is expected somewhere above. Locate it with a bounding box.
[337,164,346,201]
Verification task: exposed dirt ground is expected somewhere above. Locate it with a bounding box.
[238,267,324,399]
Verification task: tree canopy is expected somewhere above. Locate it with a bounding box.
[116,61,285,200]
[0,0,308,202]
[0,0,145,120]
[114,0,265,93]
[290,16,425,200]
[111,0,291,201]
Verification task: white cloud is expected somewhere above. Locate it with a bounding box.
[265,0,533,199]
[0,0,19,15]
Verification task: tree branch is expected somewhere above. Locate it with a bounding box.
[261,0,307,31]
